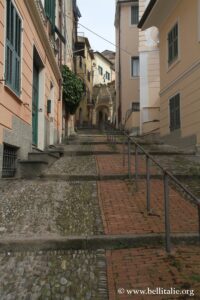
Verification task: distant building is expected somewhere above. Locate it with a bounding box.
[75,36,94,128]
[115,0,160,135]
[139,0,200,150]
[115,0,140,132]
[101,50,116,66]
[62,0,81,138]
[93,52,115,86]
[138,0,160,135]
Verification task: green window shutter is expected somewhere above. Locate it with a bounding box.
[45,0,56,29]
[174,94,180,130]
[169,98,175,131]
[169,94,180,131]
[5,0,21,94]
[168,23,178,64]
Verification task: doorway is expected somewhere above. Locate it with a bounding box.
[32,62,39,146]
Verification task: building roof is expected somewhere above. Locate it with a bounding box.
[73,0,81,18]
[138,0,157,29]
[77,36,94,59]
[102,50,116,57]
[94,51,114,67]
[138,0,180,30]
[115,0,138,26]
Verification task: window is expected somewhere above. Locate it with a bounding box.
[131,57,140,77]
[87,71,90,82]
[131,3,139,25]
[105,71,110,81]
[79,56,83,69]
[132,102,140,112]
[168,23,178,64]
[169,94,181,131]
[2,144,18,178]
[98,66,103,76]
[5,0,22,94]
[45,0,56,28]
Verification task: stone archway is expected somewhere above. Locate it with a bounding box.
[96,105,109,130]
[93,84,115,129]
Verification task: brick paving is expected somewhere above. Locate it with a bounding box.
[107,246,200,299]
[96,155,128,176]
[96,154,162,176]
[98,180,198,235]
[95,136,200,299]
[94,144,118,152]
[0,130,200,299]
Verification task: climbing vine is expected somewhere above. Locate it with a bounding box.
[62,65,84,114]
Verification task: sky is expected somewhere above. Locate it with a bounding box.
[77,0,116,52]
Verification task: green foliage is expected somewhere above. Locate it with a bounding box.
[62,65,84,115]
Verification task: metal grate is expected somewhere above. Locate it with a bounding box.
[2,144,18,178]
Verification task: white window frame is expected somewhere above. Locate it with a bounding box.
[131,56,140,78]
[130,2,139,26]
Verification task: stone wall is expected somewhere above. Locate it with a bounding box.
[0,144,3,178]
[162,130,197,151]
[1,116,32,178]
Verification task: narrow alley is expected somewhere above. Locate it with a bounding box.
[0,128,199,299]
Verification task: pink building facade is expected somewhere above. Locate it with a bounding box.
[0,0,63,177]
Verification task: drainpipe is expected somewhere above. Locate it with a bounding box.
[63,0,67,65]
[118,3,122,128]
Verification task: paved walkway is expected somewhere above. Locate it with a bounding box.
[0,129,199,299]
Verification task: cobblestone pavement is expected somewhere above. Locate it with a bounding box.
[0,249,107,300]
[0,180,103,238]
[44,156,97,176]
[61,144,93,152]
[107,246,200,300]
[0,130,200,299]
[98,180,198,235]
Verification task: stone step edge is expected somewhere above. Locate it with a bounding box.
[62,151,195,156]
[0,233,198,252]
[64,142,164,146]
[39,174,200,181]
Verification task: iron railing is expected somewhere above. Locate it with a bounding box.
[106,124,200,253]
[2,144,17,178]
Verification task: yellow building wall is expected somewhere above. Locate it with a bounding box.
[159,0,200,147]
[75,43,94,125]
[115,2,140,128]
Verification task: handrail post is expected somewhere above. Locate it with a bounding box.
[128,138,131,179]
[198,204,200,242]
[164,173,171,253]
[123,137,125,167]
[146,156,151,213]
[135,145,138,190]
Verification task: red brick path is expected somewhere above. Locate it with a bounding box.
[94,138,200,300]
[96,154,159,176]
[107,246,200,299]
[98,180,198,235]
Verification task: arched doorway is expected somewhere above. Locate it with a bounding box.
[96,105,109,130]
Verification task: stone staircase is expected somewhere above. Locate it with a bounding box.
[18,145,64,178]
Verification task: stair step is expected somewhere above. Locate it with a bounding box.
[28,152,59,162]
[19,160,48,178]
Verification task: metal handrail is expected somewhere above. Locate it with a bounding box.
[106,123,200,253]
